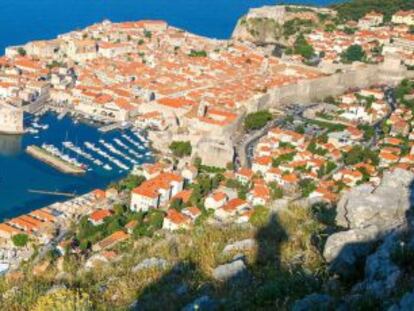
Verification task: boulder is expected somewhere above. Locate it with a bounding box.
[132,258,168,273]
[336,169,413,230]
[324,169,414,276]
[222,239,256,255]
[324,225,380,264]
[212,259,247,282]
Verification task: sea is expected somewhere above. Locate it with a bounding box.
[0,0,341,220]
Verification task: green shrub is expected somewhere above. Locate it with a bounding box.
[12,233,29,247]
[244,110,272,131]
[169,141,192,157]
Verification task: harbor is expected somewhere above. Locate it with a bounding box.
[0,112,153,222]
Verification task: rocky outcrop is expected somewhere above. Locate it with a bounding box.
[232,6,286,44]
[388,291,414,311]
[324,169,414,277]
[182,295,217,311]
[222,239,256,255]
[335,169,413,230]
[212,259,247,282]
[352,233,401,297]
[292,293,334,311]
[323,225,380,275]
[232,5,333,46]
[132,257,168,273]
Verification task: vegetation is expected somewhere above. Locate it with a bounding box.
[358,124,376,140]
[283,18,315,37]
[272,152,295,167]
[332,0,414,21]
[269,182,284,200]
[110,174,145,192]
[188,49,207,57]
[293,33,315,60]
[12,233,29,247]
[250,205,270,227]
[244,110,272,131]
[343,145,379,166]
[395,79,414,101]
[17,47,26,56]
[32,289,92,311]
[144,30,152,39]
[299,179,317,197]
[307,119,346,132]
[307,140,328,156]
[341,44,366,63]
[169,141,192,157]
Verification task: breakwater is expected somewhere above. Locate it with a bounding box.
[26,145,86,175]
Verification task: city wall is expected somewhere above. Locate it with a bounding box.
[250,62,410,111]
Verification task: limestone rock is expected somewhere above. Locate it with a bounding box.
[292,294,334,311]
[182,295,217,311]
[212,259,247,282]
[336,169,413,230]
[175,283,189,296]
[325,169,414,276]
[352,233,401,297]
[324,225,380,264]
[388,291,414,311]
[222,239,256,255]
[132,258,168,273]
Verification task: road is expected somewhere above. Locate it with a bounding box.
[234,104,307,168]
[234,87,396,170]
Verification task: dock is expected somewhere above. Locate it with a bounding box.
[28,189,76,197]
[98,122,130,133]
[26,145,86,175]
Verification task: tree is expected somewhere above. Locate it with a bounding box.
[358,124,375,140]
[333,0,414,22]
[294,34,315,60]
[113,174,146,191]
[244,110,272,131]
[299,179,316,197]
[169,141,192,157]
[341,44,366,63]
[343,145,379,166]
[17,47,26,56]
[269,182,283,200]
[12,233,28,247]
[170,198,185,211]
[144,30,152,39]
[188,50,207,57]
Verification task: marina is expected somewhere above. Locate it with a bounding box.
[0,112,153,221]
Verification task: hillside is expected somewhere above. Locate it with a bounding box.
[332,0,414,21]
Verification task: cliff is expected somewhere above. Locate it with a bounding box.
[232,5,335,46]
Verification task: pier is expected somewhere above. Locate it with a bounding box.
[98,122,130,133]
[26,145,86,175]
[28,189,76,197]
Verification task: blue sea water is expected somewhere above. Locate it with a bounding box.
[0,0,341,220]
[0,113,152,221]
